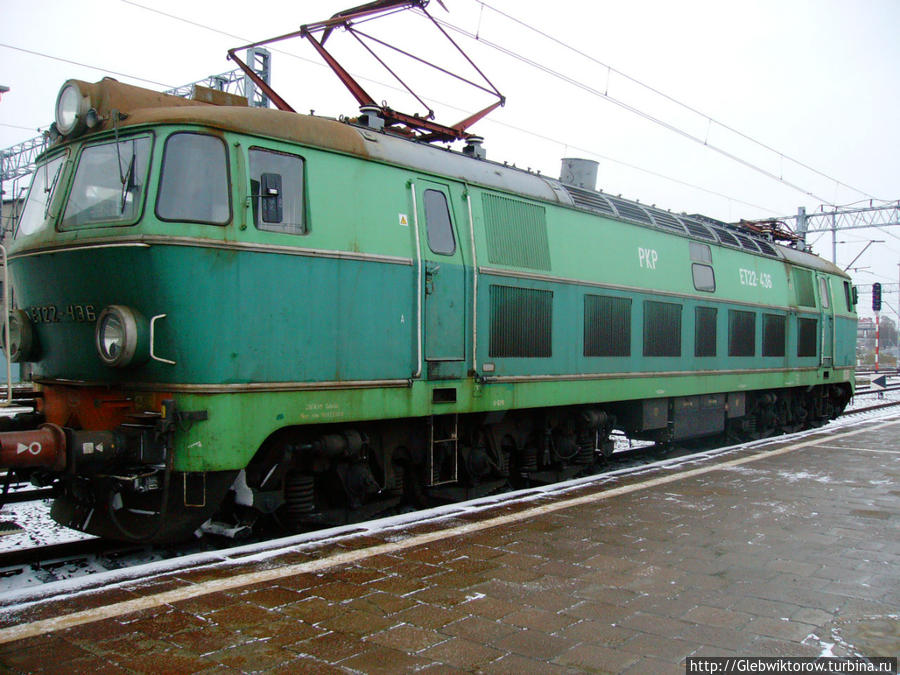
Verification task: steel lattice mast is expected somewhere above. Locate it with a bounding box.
[791,202,900,263]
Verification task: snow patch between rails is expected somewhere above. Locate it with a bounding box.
[0,410,898,614]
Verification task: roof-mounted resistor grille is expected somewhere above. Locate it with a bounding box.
[733,232,762,253]
[646,208,688,234]
[565,185,617,217]
[681,219,717,241]
[710,226,741,248]
[558,182,781,259]
[606,196,654,225]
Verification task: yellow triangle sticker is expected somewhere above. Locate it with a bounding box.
[399,213,409,226]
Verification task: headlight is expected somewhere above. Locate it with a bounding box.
[3,310,38,363]
[55,81,91,137]
[95,306,149,367]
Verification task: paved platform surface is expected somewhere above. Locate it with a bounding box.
[0,413,898,673]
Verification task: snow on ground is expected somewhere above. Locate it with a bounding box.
[846,387,900,410]
[0,399,897,607]
[0,500,91,552]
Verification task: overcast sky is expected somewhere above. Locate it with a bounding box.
[1,0,898,317]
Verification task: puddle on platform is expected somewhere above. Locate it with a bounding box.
[833,615,900,657]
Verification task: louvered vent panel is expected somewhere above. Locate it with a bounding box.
[728,310,756,357]
[711,226,740,247]
[792,268,816,307]
[489,285,553,358]
[797,317,818,357]
[763,314,786,357]
[643,301,682,357]
[682,219,717,240]
[755,240,778,256]
[482,194,551,271]
[606,196,654,225]
[647,208,687,233]
[694,307,718,357]
[584,295,631,357]
[564,185,617,216]
[733,233,761,252]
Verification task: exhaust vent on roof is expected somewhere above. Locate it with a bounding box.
[560,158,599,190]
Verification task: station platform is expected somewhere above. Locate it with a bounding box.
[0,412,898,673]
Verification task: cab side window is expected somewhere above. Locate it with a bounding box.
[818,277,830,309]
[423,189,456,255]
[157,133,230,225]
[689,242,715,292]
[249,148,306,235]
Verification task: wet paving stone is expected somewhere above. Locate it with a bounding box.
[1,416,898,672]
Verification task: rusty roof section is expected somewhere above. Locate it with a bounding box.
[122,105,368,157]
[64,78,560,205]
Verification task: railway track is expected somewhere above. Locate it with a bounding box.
[1,398,898,590]
[0,437,708,584]
[853,384,900,396]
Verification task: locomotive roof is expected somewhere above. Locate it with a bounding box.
[59,78,847,278]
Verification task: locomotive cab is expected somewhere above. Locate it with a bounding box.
[0,79,254,541]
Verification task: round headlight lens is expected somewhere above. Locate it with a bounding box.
[95,305,148,367]
[55,81,88,136]
[99,313,126,361]
[3,310,38,363]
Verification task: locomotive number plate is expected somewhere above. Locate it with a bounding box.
[24,304,97,324]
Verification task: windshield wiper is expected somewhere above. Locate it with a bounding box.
[119,153,136,215]
[43,161,63,219]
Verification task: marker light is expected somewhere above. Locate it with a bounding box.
[95,305,149,367]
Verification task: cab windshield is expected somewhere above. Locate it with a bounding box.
[16,153,66,238]
[61,134,152,228]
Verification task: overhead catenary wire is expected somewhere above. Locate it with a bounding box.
[114,0,774,214]
[427,12,841,206]
[0,123,44,133]
[0,42,175,89]
[478,117,779,215]
[1,2,833,219]
[468,0,880,204]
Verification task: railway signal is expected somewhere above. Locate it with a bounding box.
[872,282,882,312]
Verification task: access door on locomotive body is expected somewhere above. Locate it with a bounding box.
[413,180,469,380]
[815,274,835,368]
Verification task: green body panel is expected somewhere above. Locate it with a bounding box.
[10,121,856,473]
[173,362,850,472]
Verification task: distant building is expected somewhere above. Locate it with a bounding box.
[858,317,876,350]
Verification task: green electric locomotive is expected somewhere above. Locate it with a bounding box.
[0,48,855,542]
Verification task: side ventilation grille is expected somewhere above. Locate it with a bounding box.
[489,285,553,358]
[483,194,551,270]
